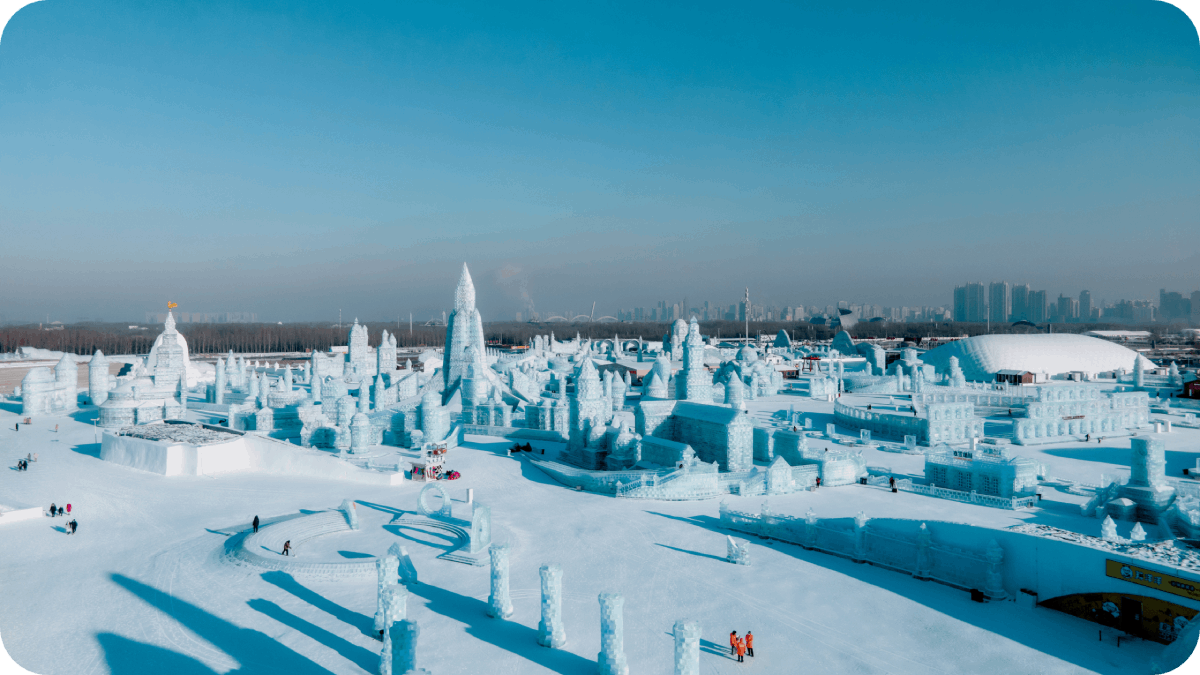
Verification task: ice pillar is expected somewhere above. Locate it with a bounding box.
[597,593,629,675]
[537,564,567,648]
[375,554,401,632]
[672,619,700,675]
[214,359,225,405]
[487,544,513,619]
[389,620,428,675]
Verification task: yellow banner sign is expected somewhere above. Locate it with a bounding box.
[1106,559,1200,602]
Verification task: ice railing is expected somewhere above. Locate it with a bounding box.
[889,478,1038,510]
[719,501,1005,599]
[615,462,719,499]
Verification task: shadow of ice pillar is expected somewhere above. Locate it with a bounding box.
[672,619,700,675]
[487,544,513,619]
[598,593,629,675]
[538,564,567,648]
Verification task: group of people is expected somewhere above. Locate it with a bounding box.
[15,452,37,471]
[48,502,77,534]
[729,630,754,662]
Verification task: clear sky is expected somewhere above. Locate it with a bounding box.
[1,0,1197,323]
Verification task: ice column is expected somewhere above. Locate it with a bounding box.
[597,593,629,675]
[537,564,567,648]
[284,367,293,391]
[672,620,700,675]
[1135,357,1145,388]
[375,553,400,632]
[213,358,225,405]
[389,620,429,675]
[487,544,514,619]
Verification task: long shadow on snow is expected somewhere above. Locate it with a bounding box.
[384,523,460,550]
[655,543,726,562]
[1044,445,1200,477]
[70,442,101,458]
[409,582,595,674]
[262,571,375,637]
[248,598,379,673]
[107,573,334,675]
[643,511,1137,675]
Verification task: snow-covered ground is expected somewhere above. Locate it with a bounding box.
[0,393,1195,675]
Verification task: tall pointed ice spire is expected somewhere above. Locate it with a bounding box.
[455,263,476,311]
[164,310,177,333]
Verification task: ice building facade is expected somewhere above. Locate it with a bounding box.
[834,400,983,445]
[636,401,753,472]
[924,444,1038,498]
[98,312,191,427]
[1012,386,1149,444]
[20,354,80,415]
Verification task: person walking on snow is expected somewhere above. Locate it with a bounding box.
[745,631,754,657]
[730,631,738,656]
[66,504,71,516]
[69,520,77,535]
[282,540,291,556]
[252,515,260,533]
[735,636,745,663]
[49,503,56,517]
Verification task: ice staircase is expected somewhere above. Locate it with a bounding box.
[229,510,377,579]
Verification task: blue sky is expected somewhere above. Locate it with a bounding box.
[1,0,1197,322]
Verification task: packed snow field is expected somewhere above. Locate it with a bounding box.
[1,395,1189,675]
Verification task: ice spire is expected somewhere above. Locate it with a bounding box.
[455,263,476,311]
[164,310,177,333]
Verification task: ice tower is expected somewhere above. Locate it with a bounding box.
[443,263,486,396]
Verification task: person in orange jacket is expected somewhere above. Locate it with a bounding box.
[729,631,738,655]
[745,631,754,657]
[734,636,745,663]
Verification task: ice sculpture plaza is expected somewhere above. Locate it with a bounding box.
[3,265,1200,675]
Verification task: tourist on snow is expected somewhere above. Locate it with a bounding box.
[49,502,56,517]
[252,515,260,533]
[57,506,64,517]
[282,540,291,556]
[66,504,71,516]
[69,520,77,535]
[730,631,738,656]
[745,631,754,657]
[734,636,745,662]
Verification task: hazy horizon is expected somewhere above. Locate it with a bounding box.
[2,0,1198,323]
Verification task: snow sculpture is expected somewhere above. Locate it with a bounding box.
[724,373,745,409]
[417,483,452,519]
[340,499,359,530]
[1169,361,1181,387]
[538,564,567,648]
[803,509,818,548]
[350,413,372,453]
[443,264,487,394]
[914,523,932,579]
[672,619,700,675]
[1135,356,1145,388]
[388,620,428,675]
[597,593,629,675]
[469,503,492,554]
[947,356,966,389]
[1130,522,1147,542]
[487,544,514,619]
[1101,515,1119,541]
[726,536,750,565]
[853,511,868,562]
[984,540,1006,599]
[375,553,401,632]
[390,543,419,585]
[89,350,110,405]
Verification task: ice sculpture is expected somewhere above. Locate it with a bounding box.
[443,264,487,393]
[673,619,700,675]
[597,593,629,675]
[1130,522,1147,542]
[487,544,513,619]
[469,503,492,554]
[1101,515,1119,541]
[538,564,567,648]
[1169,361,1181,386]
[390,543,419,585]
[340,499,359,530]
[417,483,453,519]
[89,350,110,405]
[375,554,401,632]
[350,413,371,453]
[1135,356,1145,388]
[726,536,750,565]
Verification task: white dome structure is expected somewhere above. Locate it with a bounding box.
[922,334,1154,381]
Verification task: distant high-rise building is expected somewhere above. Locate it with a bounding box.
[1028,290,1048,323]
[1160,289,1191,321]
[988,282,1010,324]
[1010,284,1030,321]
[1192,291,1200,326]
[1079,290,1092,323]
[953,282,987,322]
[1055,295,1079,322]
